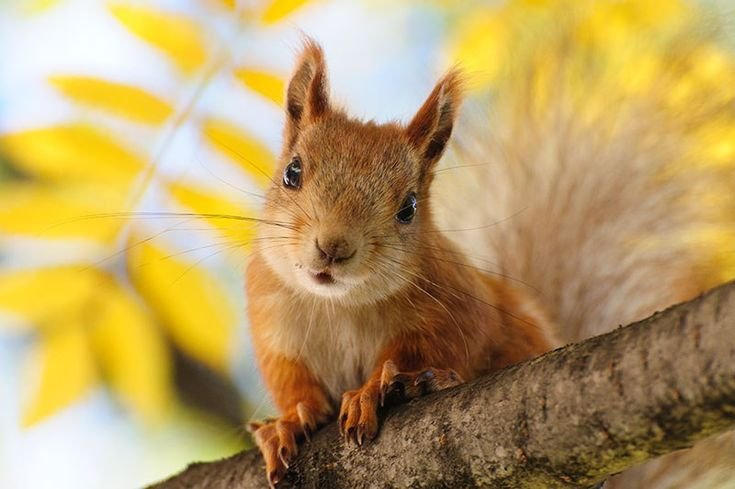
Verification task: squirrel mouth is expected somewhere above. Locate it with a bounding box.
[312,271,335,285]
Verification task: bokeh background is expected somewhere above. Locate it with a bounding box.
[1,0,734,488]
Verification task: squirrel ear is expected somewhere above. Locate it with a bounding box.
[405,69,463,167]
[285,38,330,138]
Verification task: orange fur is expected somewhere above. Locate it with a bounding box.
[246,39,557,486]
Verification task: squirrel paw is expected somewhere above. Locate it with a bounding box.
[338,383,380,447]
[247,403,318,488]
[337,361,464,448]
[379,360,464,407]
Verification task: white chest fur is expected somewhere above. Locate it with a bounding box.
[266,301,395,403]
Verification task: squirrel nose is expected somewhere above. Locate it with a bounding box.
[315,237,356,264]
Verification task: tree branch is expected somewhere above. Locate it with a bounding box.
[151,281,735,488]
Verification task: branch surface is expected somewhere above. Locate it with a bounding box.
[152,282,735,488]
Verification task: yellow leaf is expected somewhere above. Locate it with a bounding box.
[0,267,102,327]
[23,320,98,426]
[450,6,513,88]
[49,75,173,125]
[667,45,735,111]
[0,183,128,241]
[202,118,275,188]
[167,181,258,247]
[91,281,172,423]
[109,4,208,74]
[261,0,312,23]
[692,124,735,168]
[209,0,236,10]
[0,124,145,186]
[234,68,285,106]
[575,0,689,48]
[23,0,61,14]
[128,240,234,374]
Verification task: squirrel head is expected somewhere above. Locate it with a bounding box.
[259,39,463,304]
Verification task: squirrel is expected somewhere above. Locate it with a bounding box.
[245,39,558,486]
[245,38,721,487]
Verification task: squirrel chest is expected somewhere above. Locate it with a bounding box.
[262,300,397,403]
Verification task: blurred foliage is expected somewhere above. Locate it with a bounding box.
[0,0,313,428]
[0,0,733,445]
[109,3,209,74]
[49,76,175,124]
[444,0,735,284]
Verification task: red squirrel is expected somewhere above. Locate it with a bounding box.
[245,39,558,486]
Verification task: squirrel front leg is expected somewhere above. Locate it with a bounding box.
[246,259,334,486]
[249,348,332,487]
[339,334,464,446]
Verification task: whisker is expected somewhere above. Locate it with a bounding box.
[381,253,541,330]
[151,239,247,263]
[85,217,207,270]
[46,211,298,231]
[373,208,527,239]
[379,242,538,292]
[295,292,318,365]
[168,242,248,286]
[372,255,471,364]
[206,135,313,223]
[431,162,489,175]
[192,151,266,202]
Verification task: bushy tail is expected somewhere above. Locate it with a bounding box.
[434,4,735,487]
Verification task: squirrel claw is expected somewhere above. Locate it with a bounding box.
[382,366,464,406]
[414,368,436,385]
[278,446,291,469]
[338,363,464,449]
[339,386,379,446]
[252,407,322,487]
[338,390,356,436]
[346,426,357,445]
[268,469,282,489]
[379,360,399,406]
[252,422,291,488]
[296,402,316,442]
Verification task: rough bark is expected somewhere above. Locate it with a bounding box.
[151,281,735,488]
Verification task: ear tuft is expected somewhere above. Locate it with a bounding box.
[286,38,330,128]
[405,68,464,166]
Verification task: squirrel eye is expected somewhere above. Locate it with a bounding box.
[283,157,302,189]
[396,192,417,224]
